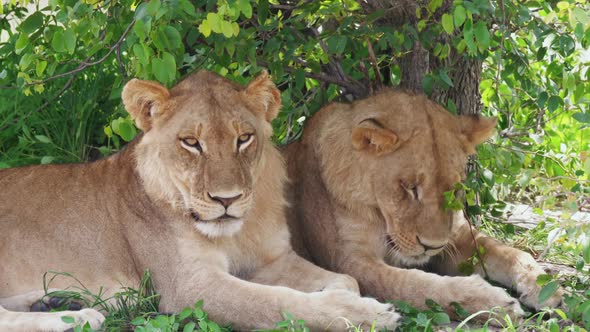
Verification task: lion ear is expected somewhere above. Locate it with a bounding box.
[122,79,171,131]
[243,71,281,122]
[352,123,399,156]
[459,116,497,152]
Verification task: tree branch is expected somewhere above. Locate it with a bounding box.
[0,20,135,89]
[257,59,368,97]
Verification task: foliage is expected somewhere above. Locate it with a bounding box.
[1,0,590,330]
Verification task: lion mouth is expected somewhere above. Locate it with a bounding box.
[386,235,396,249]
[190,211,239,223]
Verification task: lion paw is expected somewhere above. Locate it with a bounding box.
[55,308,105,330]
[0,308,104,332]
[518,281,563,310]
[314,290,400,331]
[446,275,524,321]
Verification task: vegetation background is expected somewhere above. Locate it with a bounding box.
[0,0,589,331]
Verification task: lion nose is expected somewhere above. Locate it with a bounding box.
[416,236,446,252]
[208,191,243,208]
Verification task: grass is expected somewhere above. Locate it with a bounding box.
[38,268,589,332]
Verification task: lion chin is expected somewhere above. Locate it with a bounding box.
[193,219,244,238]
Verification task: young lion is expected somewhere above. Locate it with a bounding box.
[285,89,563,318]
[0,71,399,331]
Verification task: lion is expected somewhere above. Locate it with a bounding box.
[0,71,400,331]
[284,89,563,319]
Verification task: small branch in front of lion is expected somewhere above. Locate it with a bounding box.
[359,60,373,95]
[464,211,489,279]
[366,39,383,91]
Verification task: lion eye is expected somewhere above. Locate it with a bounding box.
[180,137,203,154]
[401,181,420,200]
[237,133,254,151]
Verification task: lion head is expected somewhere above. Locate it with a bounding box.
[317,90,495,266]
[122,70,281,238]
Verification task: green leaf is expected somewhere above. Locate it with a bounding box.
[183,322,196,332]
[15,33,30,54]
[164,26,182,49]
[232,22,239,37]
[207,13,221,33]
[20,11,44,34]
[119,122,135,142]
[19,53,34,71]
[36,60,47,77]
[134,3,149,19]
[327,35,347,55]
[35,135,51,143]
[547,95,562,113]
[199,20,211,37]
[441,13,454,34]
[146,0,161,16]
[239,0,252,18]
[473,21,490,49]
[537,47,547,61]
[152,52,176,84]
[446,99,457,114]
[583,244,590,264]
[482,168,494,186]
[258,0,269,24]
[221,20,233,38]
[61,316,75,324]
[64,28,76,54]
[538,280,559,304]
[432,312,450,325]
[130,317,146,326]
[573,112,590,124]
[536,274,553,286]
[454,5,466,27]
[134,17,152,41]
[438,70,454,88]
[178,308,192,321]
[52,30,66,53]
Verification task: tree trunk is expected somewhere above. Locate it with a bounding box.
[358,0,482,116]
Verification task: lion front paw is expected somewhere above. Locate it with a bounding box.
[446,275,524,321]
[518,281,563,310]
[314,290,400,331]
[56,308,105,330]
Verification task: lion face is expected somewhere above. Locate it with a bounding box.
[322,90,495,266]
[122,71,281,238]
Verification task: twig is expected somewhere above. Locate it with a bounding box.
[0,20,135,89]
[116,44,127,81]
[490,143,575,177]
[366,39,383,90]
[257,59,368,97]
[464,211,489,278]
[310,27,348,83]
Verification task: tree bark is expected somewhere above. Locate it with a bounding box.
[358,0,482,116]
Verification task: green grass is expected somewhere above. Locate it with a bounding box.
[39,269,589,332]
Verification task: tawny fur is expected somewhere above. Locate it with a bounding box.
[0,71,400,331]
[284,90,563,320]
